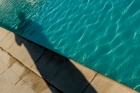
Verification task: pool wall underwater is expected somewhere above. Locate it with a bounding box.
[1,0,140,91]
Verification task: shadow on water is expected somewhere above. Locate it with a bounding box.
[16,12,33,35]
[0,12,97,93]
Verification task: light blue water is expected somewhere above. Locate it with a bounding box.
[1,0,140,91]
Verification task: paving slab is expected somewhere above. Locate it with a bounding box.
[83,73,138,93]
[9,80,37,93]
[10,80,62,93]
[5,67,61,93]
[41,83,62,93]
[35,50,67,81]
[0,32,15,50]
[7,35,45,68]
[0,27,10,41]
[0,51,17,67]
[21,71,50,93]
[41,88,59,93]
[49,59,97,93]
[8,67,62,93]
[30,50,56,77]
[9,61,30,78]
[0,60,8,75]
[0,68,20,93]
[0,48,6,58]
[30,64,42,77]
[69,59,97,82]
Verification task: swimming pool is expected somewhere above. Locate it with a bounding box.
[1,0,140,91]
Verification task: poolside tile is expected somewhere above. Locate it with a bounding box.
[30,64,42,77]
[0,32,15,50]
[69,59,97,82]
[9,80,36,93]
[6,46,33,68]
[0,60,8,74]
[10,78,60,93]
[0,52,17,67]
[83,73,138,93]
[49,60,96,93]
[9,61,30,78]
[7,35,45,68]
[41,87,57,93]
[0,68,20,93]
[35,50,66,80]
[0,27,10,41]
[0,47,6,58]
[21,71,47,93]
[41,83,62,93]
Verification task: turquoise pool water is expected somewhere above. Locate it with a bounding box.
[1,0,140,91]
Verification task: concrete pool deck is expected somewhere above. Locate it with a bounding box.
[0,27,139,93]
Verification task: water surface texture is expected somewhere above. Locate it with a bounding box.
[1,0,140,91]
